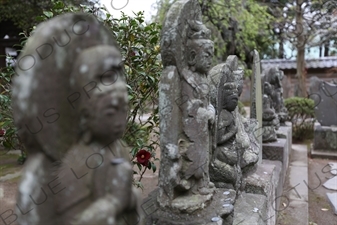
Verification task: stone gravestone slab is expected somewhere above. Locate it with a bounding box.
[309,77,337,157]
[309,77,337,126]
[251,49,263,163]
[12,13,143,225]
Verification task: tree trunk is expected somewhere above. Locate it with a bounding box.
[324,42,329,57]
[295,0,307,97]
[279,31,284,59]
[319,45,322,57]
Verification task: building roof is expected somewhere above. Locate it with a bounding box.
[261,56,337,70]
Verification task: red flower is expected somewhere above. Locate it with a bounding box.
[136,149,151,166]
[0,129,5,137]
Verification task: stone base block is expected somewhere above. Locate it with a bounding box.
[276,125,292,156]
[310,145,337,159]
[311,124,337,158]
[242,160,282,225]
[327,193,337,215]
[143,188,236,225]
[233,193,268,225]
[262,138,288,184]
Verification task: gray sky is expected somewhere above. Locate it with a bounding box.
[101,0,157,22]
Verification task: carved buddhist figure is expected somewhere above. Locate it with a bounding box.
[178,20,215,194]
[157,1,216,213]
[210,64,241,190]
[209,56,259,191]
[262,82,280,142]
[234,69,259,173]
[12,13,142,225]
[264,67,288,124]
[55,46,142,225]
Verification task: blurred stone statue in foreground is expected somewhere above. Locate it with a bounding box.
[12,13,142,225]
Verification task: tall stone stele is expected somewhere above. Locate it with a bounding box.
[250,50,263,163]
[12,13,143,225]
[158,0,216,213]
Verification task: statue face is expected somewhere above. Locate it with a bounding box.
[222,82,238,111]
[188,39,214,74]
[87,79,128,143]
[264,82,272,95]
[234,70,244,97]
[73,46,128,144]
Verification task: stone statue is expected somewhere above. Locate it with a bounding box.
[261,82,280,142]
[234,68,259,174]
[209,62,241,190]
[54,46,142,225]
[263,67,288,124]
[178,19,215,195]
[209,56,258,192]
[157,0,215,214]
[12,13,142,225]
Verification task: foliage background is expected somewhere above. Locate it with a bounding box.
[284,97,316,141]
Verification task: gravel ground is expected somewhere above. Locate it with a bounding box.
[308,158,337,225]
[1,149,336,225]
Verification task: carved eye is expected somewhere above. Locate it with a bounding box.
[99,69,120,85]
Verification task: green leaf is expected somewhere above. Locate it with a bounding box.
[3,140,12,149]
[137,163,142,171]
[43,11,53,18]
[151,162,156,173]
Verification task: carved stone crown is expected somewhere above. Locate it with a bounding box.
[187,20,211,40]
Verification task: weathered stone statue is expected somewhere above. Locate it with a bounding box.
[209,60,240,190]
[12,13,142,225]
[157,0,216,215]
[263,67,288,124]
[261,82,280,142]
[234,69,259,174]
[209,56,258,191]
[261,67,288,142]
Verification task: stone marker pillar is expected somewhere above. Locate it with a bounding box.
[251,49,263,163]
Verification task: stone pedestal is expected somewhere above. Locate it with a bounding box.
[143,188,236,225]
[276,124,292,157]
[233,193,267,225]
[241,160,282,225]
[262,138,288,184]
[311,123,337,158]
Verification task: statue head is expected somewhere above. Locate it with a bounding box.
[71,45,128,145]
[222,70,238,111]
[186,20,214,75]
[267,67,282,89]
[263,82,272,96]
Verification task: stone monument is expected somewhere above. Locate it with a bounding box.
[263,67,288,124]
[260,67,291,190]
[144,1,237,224]
[157,0,215,211]
[309,76,337,157]
[12,13,142,225]
[250,50,263,163]
[208,56,259,192]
